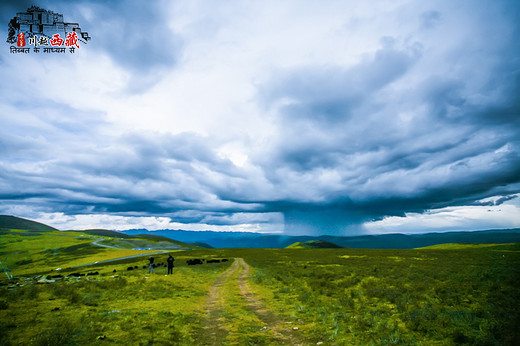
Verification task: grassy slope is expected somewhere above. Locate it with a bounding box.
[287,240,343,249]
[189,241,214,249]
[0,229,169,276]
[417,242,520,250]
[76,229,201,250]
[0,227,233,345]
[0,216,198,251]
[0,215,59,232]
[78,229,134,238]
[95,234,201,250]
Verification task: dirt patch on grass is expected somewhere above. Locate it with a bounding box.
[199,258,304,345]
[199,259,238,344]
[237,258,304,345]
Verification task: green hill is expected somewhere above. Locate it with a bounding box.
[417,242,520,250]
[78,230,201,249]
[0,215,59,232]
[286,240,342,249]
[90,233,201,250]
[79,229,133,238]
[132,234,202,250]
[0,217,203,277]
[190,242,214,249]
[134,234,180,242]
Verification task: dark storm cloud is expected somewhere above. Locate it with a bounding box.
[253,41,423,176]
[261,40,422,126]
[0,119,257,225]
[249,25,520,233]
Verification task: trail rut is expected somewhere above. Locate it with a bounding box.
[199,258,303,345]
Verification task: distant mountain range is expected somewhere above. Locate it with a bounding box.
[2,215,520,249]
[120,227,520,249]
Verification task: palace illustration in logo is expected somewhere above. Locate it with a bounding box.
[7,5,90,53]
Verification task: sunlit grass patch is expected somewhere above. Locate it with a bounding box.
[0,257,231,345]
[338,254,367,259]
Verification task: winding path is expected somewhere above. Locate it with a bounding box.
[198,258,303,345]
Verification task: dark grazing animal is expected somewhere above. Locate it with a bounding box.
[186,259,204,265]
[45,275,64,280]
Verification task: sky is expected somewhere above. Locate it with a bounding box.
[0,0,519,235]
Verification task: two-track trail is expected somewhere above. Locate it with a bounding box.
[198,258,303,345]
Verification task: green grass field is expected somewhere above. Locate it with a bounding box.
[238,246,520,344]
[1,227,519,345]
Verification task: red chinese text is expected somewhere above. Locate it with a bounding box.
[50,33,64,46]
[65,32,80,49]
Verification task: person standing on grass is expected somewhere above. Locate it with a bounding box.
[167,254,174,275]
[148,256,155,274]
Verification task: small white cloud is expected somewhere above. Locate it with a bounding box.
[364,196,520,234]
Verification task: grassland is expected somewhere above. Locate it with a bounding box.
[1,227,519,345]
[238,246,520,345]
[286,240,343,249]
[0,229,170,276]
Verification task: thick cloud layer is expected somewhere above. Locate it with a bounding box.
[1,0,519,234]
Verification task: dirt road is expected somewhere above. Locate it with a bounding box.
[198,258,303,345]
